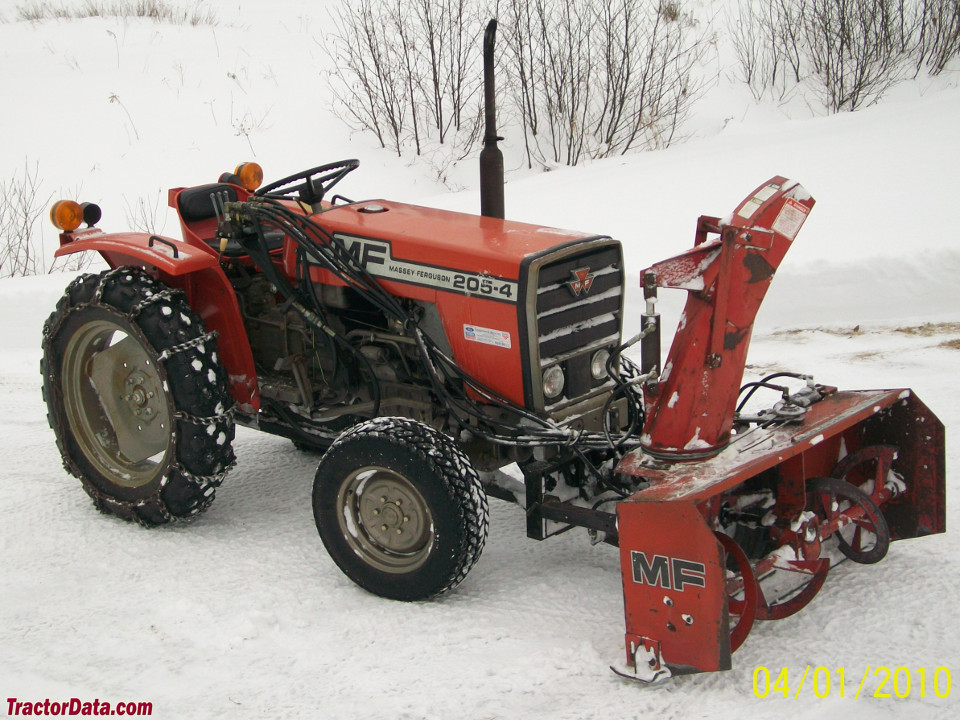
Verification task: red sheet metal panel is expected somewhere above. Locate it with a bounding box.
[618,500,730,674]
[639,178,815,457]
[617,389,905,503]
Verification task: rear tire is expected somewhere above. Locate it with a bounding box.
[41,267,235,525]
[313,417,488,600]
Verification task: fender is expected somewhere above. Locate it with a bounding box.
[55,229,259,411]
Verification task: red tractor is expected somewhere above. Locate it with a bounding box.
[40,25,944,681]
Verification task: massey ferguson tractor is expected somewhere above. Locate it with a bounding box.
[40,23,944,681]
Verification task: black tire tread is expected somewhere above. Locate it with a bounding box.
[314,416,488,600]
[41,267,236,526]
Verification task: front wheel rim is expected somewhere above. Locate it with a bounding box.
[336,466,435,574]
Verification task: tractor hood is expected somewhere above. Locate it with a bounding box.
[316,199,607,281]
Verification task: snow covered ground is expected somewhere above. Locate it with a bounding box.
[1,2,958,718]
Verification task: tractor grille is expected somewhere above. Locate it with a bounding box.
[523,239,624,412]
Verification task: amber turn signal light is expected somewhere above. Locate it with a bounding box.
[235,162,263,191]
[50,200,84,232]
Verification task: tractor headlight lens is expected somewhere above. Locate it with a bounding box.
[50,200,84,231]
[542,365,565,400]
[591,349,611,380]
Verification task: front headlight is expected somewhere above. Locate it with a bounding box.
[542,365,565,399]
[591,349,611,380]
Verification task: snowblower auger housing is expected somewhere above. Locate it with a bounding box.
[616,388,944,677]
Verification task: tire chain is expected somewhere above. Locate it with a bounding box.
[41,267,237,526]
[330,416,489,596]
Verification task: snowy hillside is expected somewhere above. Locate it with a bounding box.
[1,1,958,718]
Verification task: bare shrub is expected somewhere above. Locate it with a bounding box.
[501,0,710,168]
[731,0,959,112]
[323,0,485,158]
[498,0,595,167]
[122,191,165,234]
[803,0,917,111]
[324,0,407,154]
[0,162,93,278]
[914,0,960,75]
[727,2,764,98]
[325,0,709,168]
[0,162,51,278]
[728,0,803,101]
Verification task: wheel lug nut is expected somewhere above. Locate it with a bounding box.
[147,391,154,399]
[380,496,387,503]
[395,500,402,506]
[125,394,132,402]
[145,408,153,417]
[373,509,380,516]
[381,525,388,532]
[403,516,409,523]
[395,529,402,535]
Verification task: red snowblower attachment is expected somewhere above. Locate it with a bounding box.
[611,178,945,680]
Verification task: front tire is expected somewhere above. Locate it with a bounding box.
[41,267,236,525]
[313,417,488,600]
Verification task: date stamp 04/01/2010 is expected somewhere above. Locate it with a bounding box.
[752,666,952,700]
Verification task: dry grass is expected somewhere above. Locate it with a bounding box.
[14,1,217,26]
[769,320,960,361]
[773,325,862,338]
[849,351,884,362]
[774,321,960,340]
[893,322,960,336]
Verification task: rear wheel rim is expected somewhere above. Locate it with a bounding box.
[336,466,435,574]
[61,317,172,489]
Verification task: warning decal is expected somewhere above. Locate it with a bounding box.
[736,183,781,219]
[772,198,809,240]
[463,324,512,349]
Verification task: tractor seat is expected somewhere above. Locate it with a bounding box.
[177,183,284,256]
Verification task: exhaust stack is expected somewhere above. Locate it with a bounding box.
[479,19,504,219]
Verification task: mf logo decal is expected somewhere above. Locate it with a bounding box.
[567,267,595,297]
[631,551,706,592]
[341,235,388,268]
[306,235,518,303]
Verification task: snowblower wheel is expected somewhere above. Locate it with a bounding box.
[754,558,829,621]
[41,267,235,525]
[808,477,890,564]
[715,532,757,652]
[313,417,489,601]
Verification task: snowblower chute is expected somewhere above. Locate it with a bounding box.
[612,179,946,679]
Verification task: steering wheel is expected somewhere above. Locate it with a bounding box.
[255,159,359,205]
